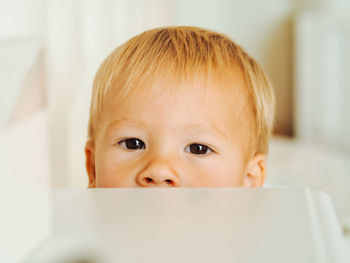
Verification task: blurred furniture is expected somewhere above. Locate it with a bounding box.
[292,10,350,251]
[294,11,350,152]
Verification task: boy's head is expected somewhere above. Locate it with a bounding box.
[85,26,275,188]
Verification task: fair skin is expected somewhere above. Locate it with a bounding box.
[85,75,266,188]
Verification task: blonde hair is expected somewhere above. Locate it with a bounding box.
[88,26,275,154]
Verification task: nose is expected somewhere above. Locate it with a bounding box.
[136,157,180,187]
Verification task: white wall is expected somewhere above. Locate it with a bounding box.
[0,0,45,37]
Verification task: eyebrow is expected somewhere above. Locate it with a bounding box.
[106,118,147,131]
[106,118,228,139]
[183,124,228,140]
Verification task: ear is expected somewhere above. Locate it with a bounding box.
[243,153,266,188]
[85,140,96,188]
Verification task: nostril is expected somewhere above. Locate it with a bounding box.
[144,177,153,183]
[165,179,173,185]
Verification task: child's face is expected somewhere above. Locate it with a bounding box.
[85,75,266,188]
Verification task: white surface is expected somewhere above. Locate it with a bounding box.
[0,188,50,263]
[267,137,350,224]
[267,136,350,262]
[344,236,350,261]
[27,188,345,263]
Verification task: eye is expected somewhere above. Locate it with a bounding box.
[185,143,213,155]
[118,138,145,150]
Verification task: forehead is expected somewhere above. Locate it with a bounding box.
[105,63,249,110]
[101,68,251,131]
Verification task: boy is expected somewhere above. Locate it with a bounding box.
[84,26,275,188]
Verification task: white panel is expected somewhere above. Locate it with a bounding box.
[26,188,345,263]
[338,24,350,149]
[294,12,350,151]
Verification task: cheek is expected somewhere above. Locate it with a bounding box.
[185,155,246,187]
[95,149,138,187]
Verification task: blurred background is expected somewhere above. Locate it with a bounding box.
[0,0,349,250]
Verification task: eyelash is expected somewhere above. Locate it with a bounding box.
[118,138,214,155]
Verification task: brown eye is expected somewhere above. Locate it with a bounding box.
[186,143,213,155]
[119,138,145,150]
